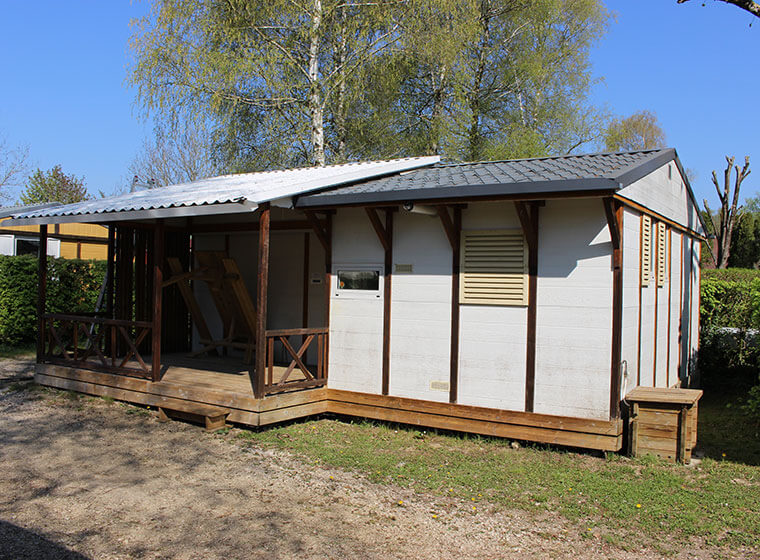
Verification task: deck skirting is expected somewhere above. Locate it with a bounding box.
[35,364,623,451]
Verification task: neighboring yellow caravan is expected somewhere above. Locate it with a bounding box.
[0,203,108,260]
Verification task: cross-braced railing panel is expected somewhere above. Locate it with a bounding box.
[264,327,328,395]
[42,313,153,379]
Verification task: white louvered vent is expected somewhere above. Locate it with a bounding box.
[656,222,667,288]
[460,229,527,306]
[641,215,652,287]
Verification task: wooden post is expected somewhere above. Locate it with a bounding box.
[302,232,310,329]
[604,198,624,419]
[36,224,48,362]
[253,202,271,398]
[515,201,540,412]
[449,207,461,404]
[106,226,115,319]
[382,209,393,395]
[151,220,164,382]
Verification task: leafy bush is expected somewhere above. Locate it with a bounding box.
[0,255,105,345]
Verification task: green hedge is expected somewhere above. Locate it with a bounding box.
[0,255,106,345]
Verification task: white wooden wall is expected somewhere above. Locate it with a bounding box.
[327,208,385,394]
[534,199,612,420]
[620,208,700,391]
[388,210,452,402]
[618,162,704,236]
[620,208,640,397]
[457,202,527,411]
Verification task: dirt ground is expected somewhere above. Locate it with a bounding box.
[0,358,754,560]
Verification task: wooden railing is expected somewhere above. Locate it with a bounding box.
[264,327,328,395]
[41,313,154,379]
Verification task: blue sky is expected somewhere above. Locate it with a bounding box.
[0,0,757,204]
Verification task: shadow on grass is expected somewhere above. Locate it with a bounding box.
[697,388,760,466]
[0,520,88,559]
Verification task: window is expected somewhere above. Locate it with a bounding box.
[333,265,383,299]
[460,229,527,306]
[15,238,40,256]
[641,215,652,287]
[337,269,380,291]
[656,222,667,288]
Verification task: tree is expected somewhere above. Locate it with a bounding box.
[129,121,220,188]
[727,212,760,268]
[704,155,751,269]
[677,0,760,19]
[603,110,667,152]
[0,136,30,201]
[130,0,406,169]
[20,165,89,205]
[130,0,610,169]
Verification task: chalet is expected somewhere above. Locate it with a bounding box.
[7,149,705,456]
[0,203,108,259]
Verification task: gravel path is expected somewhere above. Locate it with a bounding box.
[0,359,753,559]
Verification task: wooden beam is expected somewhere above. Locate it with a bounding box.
[365,207,391,252]
[610,201,624,418]
[304,210,330,253]
[302,232,310,329]
[253,202,271,398]
[381,209,393,395]
[603,197,621,250]
[436,206,457,250]
[449,206,462,403]
[524,203,539,412]
[106,226,115,319]
[37,224,48,362]
[152,221,164,382]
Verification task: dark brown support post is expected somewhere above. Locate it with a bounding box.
[449,207,461,403]
[604,198,624,419]
[253,203,271,398]
[515,201,540,412]
[151,220,164,382]
[106,226,115,319]
[382,209,393,395]
[302,232,310,329]
[324,214,332,377]
[365,207,393,394]
[37,224,48,362]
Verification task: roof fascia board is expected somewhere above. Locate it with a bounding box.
[7,201,258,226]
[295,177,619,208]
[614,148,708,235]
[613,149,676,187]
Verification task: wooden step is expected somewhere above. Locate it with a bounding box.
[157,402,231,431]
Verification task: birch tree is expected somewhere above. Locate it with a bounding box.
[130,0,405,169]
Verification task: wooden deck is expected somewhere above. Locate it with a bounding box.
[36,355,328,427]
[35,355,624,451]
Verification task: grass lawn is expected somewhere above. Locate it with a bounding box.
[234,389,760,551]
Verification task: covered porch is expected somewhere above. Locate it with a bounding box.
[33,202,334,426]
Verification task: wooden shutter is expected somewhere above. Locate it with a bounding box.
[656,222,667,287]
[460,229,527,306]
[641,215,652,287]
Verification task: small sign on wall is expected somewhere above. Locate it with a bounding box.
[395,263,413,274]
[310,273,322,285]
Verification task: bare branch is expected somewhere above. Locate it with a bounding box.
[677,0,760,18]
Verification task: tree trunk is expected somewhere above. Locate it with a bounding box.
[467,0,492,161]
[308,0,325,167]
[705,155,751,268]
[334,5,348,163]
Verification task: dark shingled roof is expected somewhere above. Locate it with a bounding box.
[296,148,676,208]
